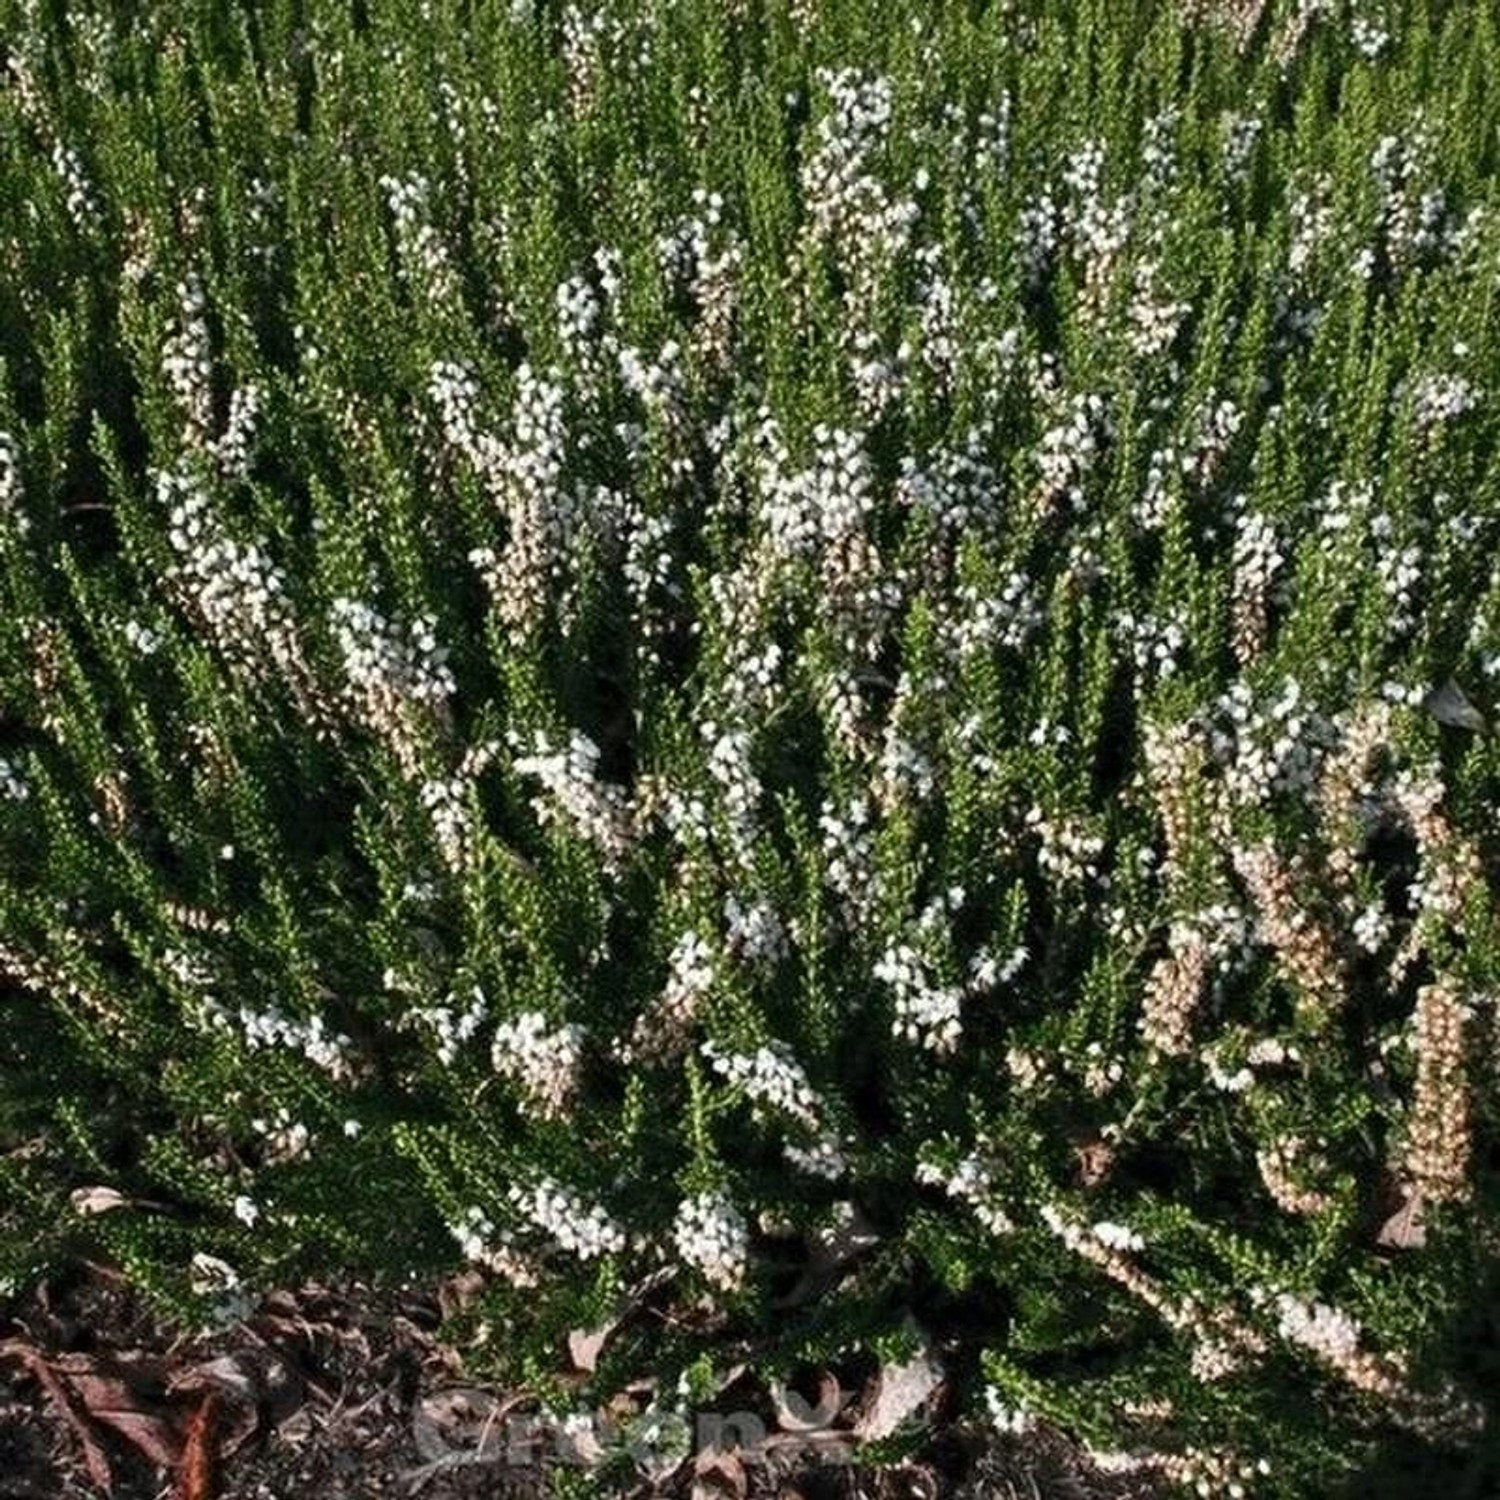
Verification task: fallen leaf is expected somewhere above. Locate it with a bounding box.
[1071,1133,1116,1189]
[170,1356,264,1456]
[1423,679,1487,733]
[567,1322,614,1373]
[52,1352,182,1469]
[174,1391,217,1500]
[69,1186,131,1216]
[772,1201,882,1309]
[1,1341,115,1492]
[410,1385,519,1466]
[853,1329,944,1442]
[770,1371,845,1433]
[692,1446,747,1500]
[1376,1180,1428,1250]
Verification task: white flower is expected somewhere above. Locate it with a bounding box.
[492,1010,586,1118]
[509,1178,626,1260]
[673,1190,749,1291]
[1092,1220,1144,1253]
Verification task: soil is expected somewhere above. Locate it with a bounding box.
[0,1266,1166,1500]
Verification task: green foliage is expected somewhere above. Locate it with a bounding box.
[1,1,1498,1494]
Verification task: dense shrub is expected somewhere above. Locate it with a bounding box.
[2,0,1499,1491]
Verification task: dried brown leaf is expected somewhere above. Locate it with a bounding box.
[1377,1181,1428,1250]
[853,1334,943,1442]
[69,1186,131,1217]
[567,1322,614,1373]
[1,1341,115,1492]
[174,1391,217,1500]
[692,1446,748,1500]
[53,1353,182,1469]
[770,1371,844,1434]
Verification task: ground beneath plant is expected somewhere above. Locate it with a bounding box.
[0,1266,1171,1500]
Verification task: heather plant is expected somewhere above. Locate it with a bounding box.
[2,0,1499,1493]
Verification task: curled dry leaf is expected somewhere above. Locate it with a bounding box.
[770,1371,845,1434]
[1070,1132,1116,1189]
[772,1202,882,1309]
[69,1186,131,1216]
[169,1355,264,1456]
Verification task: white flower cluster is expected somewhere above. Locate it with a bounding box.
[875,941,963,1052]
[723,894,788,966]
[1114,605,1189,683]
[0,431,24,529]
[459,364,579,632]
[213,381,262,482]
[381,173,459,304]
[1410,370,1480,429]
[449,1204,538,1286]
[1127,256,1190,358]
[249,1105,312,1163]
[1059,138,1131,295]
[916,1153,1013,1235]
[429,359,486,461]
[1369,126,1464,271]
[1351,8,1390,58]
[896,428,1004,535]
[665,929,716,1006]
[703,1038,822,1131]
[1026,805,1107,886]
[1221,111,1262,182]
[1230,508,1285,664]
[330,596,455,717]
[757,419,877,561]
[673,1189,749,1291]
[1200,1034,1300,1095]
[1033,390,1110,514]
[818,794,879,922]
[419,775,480,872]
[208,999,355,1081]
[801,68,918,329]
[161,274,213,446]
[562,3,642,117]
[657,191,740,372]
[1274,1293,1361,1362]
[0,756,29,802]
[1136,394,1243,531]
[51,141,98,229]
[618,338,688,439]
[509,1176,626,1259]
[511,728,634,870]
[782,1134,849,1180]
[702,719,762,852]
[410,983,487,1066]
[950,572,1043,659]
[1207,676,1333,806]
[876,673,941,809]
[160,469,302,681]
[1092,1219,1146,1253]
[492,1009,586,1119]
[1017,186,1061,286]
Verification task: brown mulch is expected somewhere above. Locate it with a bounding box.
[0,1267,1164,1500]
